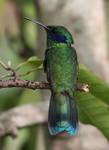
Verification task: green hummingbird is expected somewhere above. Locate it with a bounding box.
[24,17,78,136]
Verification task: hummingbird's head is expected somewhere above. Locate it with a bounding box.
[24,17,74,46]
[46,26,74,46]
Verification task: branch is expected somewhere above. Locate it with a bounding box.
[0,61,89,138]
[0,101,49,138]
[0,79,89,92]
[0,61,19,79]
[0,60,89,92]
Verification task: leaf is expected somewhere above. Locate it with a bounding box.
[79,65,109,105]
[77,65,109,139]
[27,56,42,66]
[16,56,43,71]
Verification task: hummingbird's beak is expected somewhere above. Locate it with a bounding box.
[24,17,50,31]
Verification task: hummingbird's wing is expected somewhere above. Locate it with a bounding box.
[43,50,47,73]
[43,57,47,73]
[43,49,51,81]
[70,46,79,90]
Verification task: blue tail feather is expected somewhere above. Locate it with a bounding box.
[49,123,78,136]
[48,92,78,136]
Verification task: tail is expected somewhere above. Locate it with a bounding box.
[48,92,78,136]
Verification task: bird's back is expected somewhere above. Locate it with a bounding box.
[45,44,79,136]
[45,43,78,93]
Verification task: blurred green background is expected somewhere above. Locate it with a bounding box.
[0,0,109,150]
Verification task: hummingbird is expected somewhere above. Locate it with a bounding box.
[24,17,78,136]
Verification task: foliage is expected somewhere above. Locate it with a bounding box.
[76,65,109,139]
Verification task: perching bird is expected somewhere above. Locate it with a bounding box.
[24,17,79,136]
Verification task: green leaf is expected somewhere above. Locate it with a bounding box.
[16,56,43,71]
[77,65,109,139]
[27,56,43,66]
[79,65,109,105]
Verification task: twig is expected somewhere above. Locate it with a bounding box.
[0,61,9,70]
[0,79,89,92]
[0,60,89,92]
[0,61,19,79]
[0,73,12,79]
